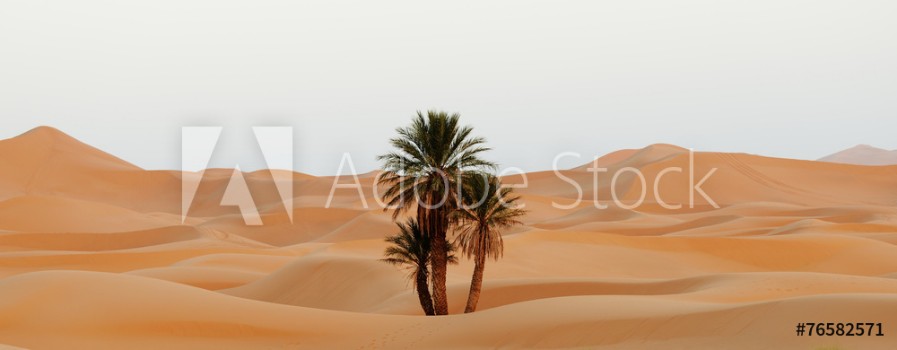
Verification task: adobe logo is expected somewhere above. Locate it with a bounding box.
[180,126,293,226]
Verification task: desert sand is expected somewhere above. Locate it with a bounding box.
[1,127,897,349]
[819,144,897,166]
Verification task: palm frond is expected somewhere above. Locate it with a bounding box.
[380,218,460,285]
[377,111,495,219]
[453,173,527,261]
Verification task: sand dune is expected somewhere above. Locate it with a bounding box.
[0,271,895,349]
[0,226,201,251]
[1,128,897,348]
[128,266,265,290]
[0,195,183,233]
[820,144,897,166]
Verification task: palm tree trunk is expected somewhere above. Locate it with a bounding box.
[418,193,449,316]
[429,204,450,315]
[415,266,435,316]
[464,247,487,313]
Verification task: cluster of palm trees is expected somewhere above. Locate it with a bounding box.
[379,111,526,315]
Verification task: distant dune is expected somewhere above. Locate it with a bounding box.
[819,144,897,166]
[1,127,897,349]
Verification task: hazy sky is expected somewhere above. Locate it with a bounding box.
[1,1,895,174]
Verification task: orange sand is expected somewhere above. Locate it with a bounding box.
[1,127,896,349]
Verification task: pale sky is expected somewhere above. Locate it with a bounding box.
[1,0,895,175]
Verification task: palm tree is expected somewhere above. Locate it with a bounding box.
[454,173,526,313]
[378,110,494,315]
[381,219,458,316]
